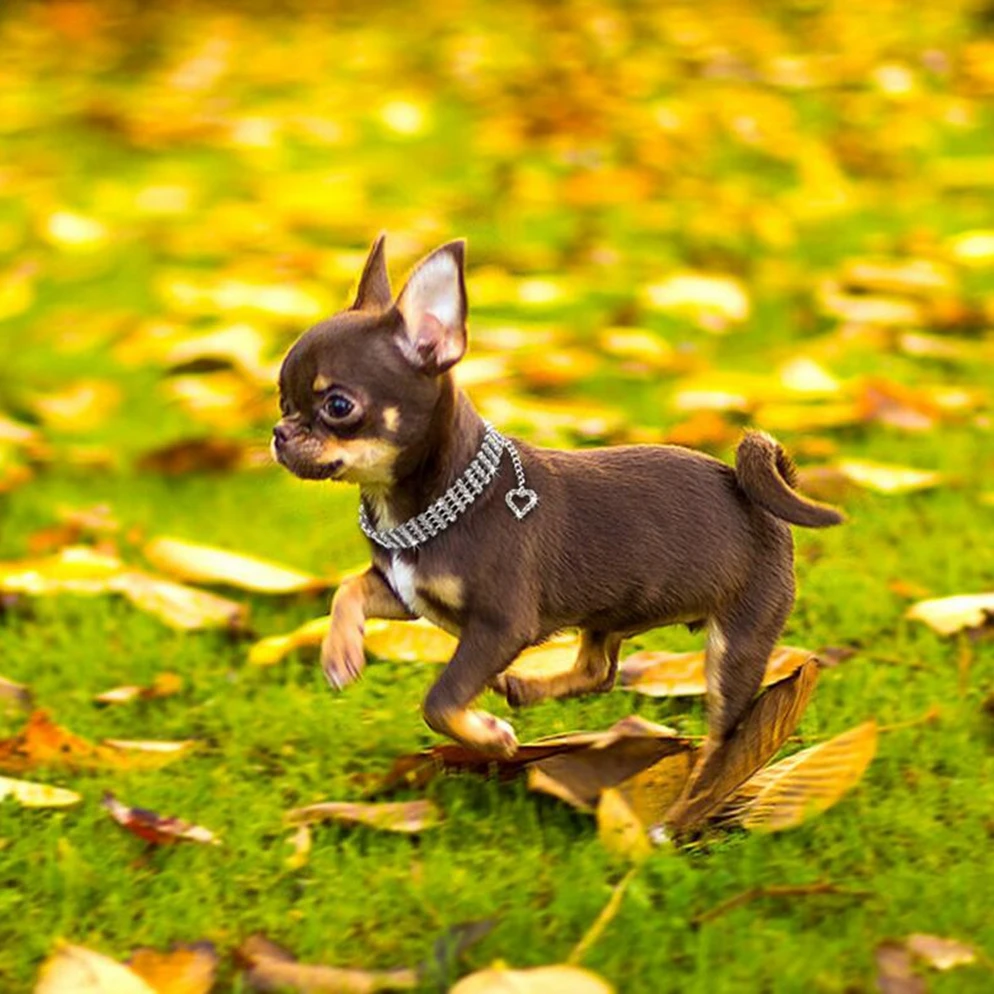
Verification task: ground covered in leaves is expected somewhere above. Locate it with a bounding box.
[1,1,993,991]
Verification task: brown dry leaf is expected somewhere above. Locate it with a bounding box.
[0,710,193,774]
[364,619,458,663]
[35,942,157,994]
[716,721,877,833]
[526,717,694,812]
[615,751,696,828]
[95,672,183,706]
[666,660,819,832]
[127,944,219,994]
[137,438,252,475]
[596,787,652,862]
[855,379,941,432]
[249,616,331,666]
[906,593,994,636]
[285,799,441,834]
[144,536,330,594]
[876,941,927,994]
[1,675,33,710]
[661,411,741,450]
[236,934,418,993]
[0,775,81,808]
[378,716,687,795]
[905,934,977,971]
[619,645,815,698]
[450,964,614,994]
[102,792,220,847]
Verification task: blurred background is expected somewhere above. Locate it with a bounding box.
[1,0,992,492]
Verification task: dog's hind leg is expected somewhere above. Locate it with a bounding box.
[492,629,622,707]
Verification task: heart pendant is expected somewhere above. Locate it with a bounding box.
[505,487,538,520]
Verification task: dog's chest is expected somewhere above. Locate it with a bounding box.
[384,554,462,635]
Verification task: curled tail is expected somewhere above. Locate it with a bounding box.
[735,431,844,528]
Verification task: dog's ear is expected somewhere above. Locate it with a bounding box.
[394,240,467,374]
[351,233,392,311]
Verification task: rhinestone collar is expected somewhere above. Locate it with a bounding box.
[358,421,537,551]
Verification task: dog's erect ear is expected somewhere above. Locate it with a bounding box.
[394,240,467,374]
[351,233,392,311]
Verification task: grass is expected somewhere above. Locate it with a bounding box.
[1,2,993,991]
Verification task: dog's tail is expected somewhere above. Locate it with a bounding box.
[735,431,844,528]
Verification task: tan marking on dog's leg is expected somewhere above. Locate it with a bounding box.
[495,630,622,707]
[322,568,415,689]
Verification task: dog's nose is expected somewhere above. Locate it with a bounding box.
[273,423,290,446]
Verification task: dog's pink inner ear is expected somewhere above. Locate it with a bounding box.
[395,242,467,373]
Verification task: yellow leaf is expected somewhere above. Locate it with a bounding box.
[905,934,977,971]
[906,593,994,636]
[144,536,330,594]
[620,645,814,698]
[284,825,312,871]
[451,965,614,994]
[642,272,750,331]
[364,619,457,663]
[110,572,247,632]
[946,230,994,266]
[720,721,877,833]
[666,660,820,831]
[248,616,331,666]
[597,327,676,372]
[836,459,943,494]
[35,943,156,993]
[31,381,121,433]
[42,211,109,249]
[285,799,442,833]
[379,98,429,136]
[0,775,81,808]
[127,944,219,994]
[505,634,582,681]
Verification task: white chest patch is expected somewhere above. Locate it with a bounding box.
[386,555,419,615]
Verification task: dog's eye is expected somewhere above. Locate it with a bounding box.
[323,392,355,421]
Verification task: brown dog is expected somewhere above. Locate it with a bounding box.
[273,235,843,759]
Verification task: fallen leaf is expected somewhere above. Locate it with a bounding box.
[127,943,219,994]
[526,717,694,812]
[450,964,614,994]
[504,634,582,681]
[144,536,330,594]
[364,619,458,663]
[248,616,331,666]
[285,799,442,834]
[0,775,81,808]
[839,257,955,297]
[661,411,741,450]
[0,711,193,774]
[666,660,820,832]
[643,271,750,331]
[834,459,944,494]
[284,825,312,870]
[715,721,877,833]
[597,327,676,372]
[137,438,252,475]
[31,380,121,433]
[101,792,220,846]
[377,717,687,796]
[875,941,927,994]
[236,934,418,992]
[855,379,940,432]
[0,675,32,710]
[111,572,248,632]
[905,933,977,971]
[906,593,994,636]
[35,942,157,994]
[0,547,126,595]
[94,672,183,705]
[947,229,994,266]
[619,645,815,698]
[596,788,651,862]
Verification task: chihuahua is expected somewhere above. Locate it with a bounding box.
[273,235,843,762]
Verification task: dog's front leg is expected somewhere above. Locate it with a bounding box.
[322,567,415,689]
[422,621,525,758]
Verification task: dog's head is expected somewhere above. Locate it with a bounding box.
[273,235,468,486]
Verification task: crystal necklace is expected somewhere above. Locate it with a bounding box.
[358,421,538,551]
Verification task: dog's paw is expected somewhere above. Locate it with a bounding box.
[443,709,519,758]
[321,625,366,690]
